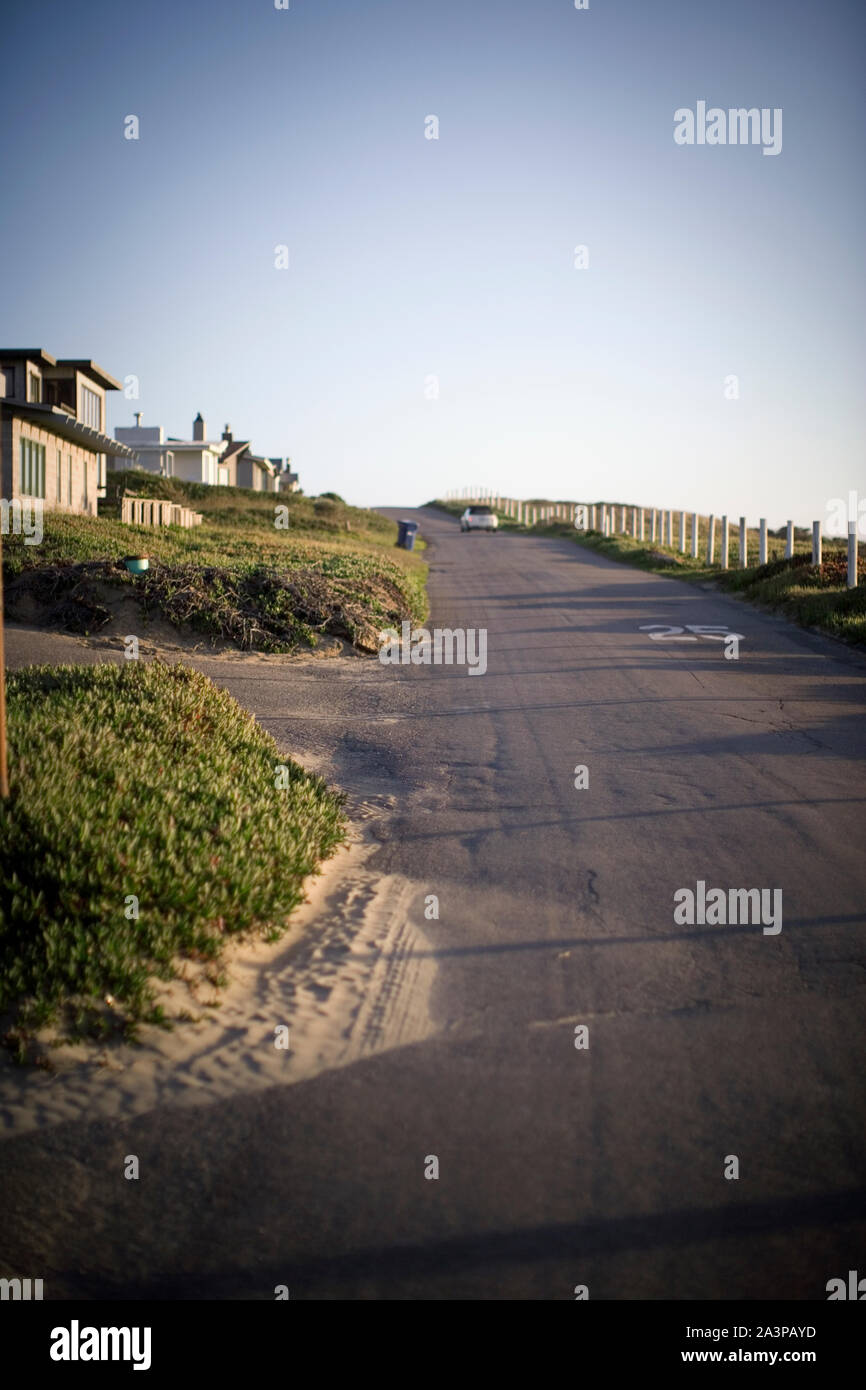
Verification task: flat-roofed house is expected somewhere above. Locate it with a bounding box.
[0,349,135,514]
[114,412,227,484]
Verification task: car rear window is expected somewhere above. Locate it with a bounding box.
[469,506,494,515]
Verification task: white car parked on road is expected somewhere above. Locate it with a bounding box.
[460,506,499,533]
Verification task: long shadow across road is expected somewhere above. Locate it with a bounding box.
[2,505,865,1299]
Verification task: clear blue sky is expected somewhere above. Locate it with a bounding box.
[3,0,864,526]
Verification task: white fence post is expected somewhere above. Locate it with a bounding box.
[759,518,767,566]
[720,516,729,570]
[812,520,822,566]
[706,515,715,565]
[785,520,793,558]
[691,512,698,558]
[631,507,638,538]
[650,509,657,543]
[639,509,645,541]
[739,516,747,568]
[679,510,686,552]
[848,521,858,589]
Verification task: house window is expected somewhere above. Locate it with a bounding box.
[20,438,46,497]
[27,371,42,403]
[80,385,102,431]
[2,367,15,398]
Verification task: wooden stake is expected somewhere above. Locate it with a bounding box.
[0,526,8,797]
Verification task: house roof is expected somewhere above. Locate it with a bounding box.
[219,441,250,463]
[2,400,136,455]
[143,439,227,453]
[54,360,124,392]
[0,352,123,391]
[0,349,57,366]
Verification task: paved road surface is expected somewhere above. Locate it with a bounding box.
[2,506,865,1299]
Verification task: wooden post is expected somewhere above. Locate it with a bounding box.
[0,527,8,797]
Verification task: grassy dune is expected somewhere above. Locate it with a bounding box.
[3,474,427,652]
[0,663,346,1054]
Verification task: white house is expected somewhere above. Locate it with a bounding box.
[114,412,227,483]
[115,413,298,493]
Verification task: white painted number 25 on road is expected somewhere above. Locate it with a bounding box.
[639,624,743,642]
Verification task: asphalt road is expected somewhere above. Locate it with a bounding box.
[3,506,866,1299]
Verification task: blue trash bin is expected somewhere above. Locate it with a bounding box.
[397,519,419,550]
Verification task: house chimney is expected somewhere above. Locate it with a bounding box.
[222,423,232,444]
[193,412,205,441]
[134,412,142,427]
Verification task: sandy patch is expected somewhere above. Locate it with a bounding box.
[0,791,440,1137]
